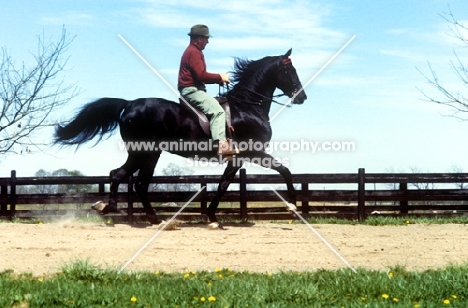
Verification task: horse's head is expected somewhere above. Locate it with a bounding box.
[276,49,307,105]
[228,50,307,107]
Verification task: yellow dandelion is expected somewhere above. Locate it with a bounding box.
[130,296,137,302]
[413,302,419,308]
[388,272,394,278]
[200,297,206,302]
[451,295,457,299]
[207,282,212,287]
[208,296,216,302]
[215,267,222,272]
[184,273,190,279]
[393,297,399,303]
[382,294,389,299]
[218,274,223,278]
[443,299,450,305]
[155,271,160,275]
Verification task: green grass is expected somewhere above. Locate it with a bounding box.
[298,215,468,226]
[3,214,468,227]
[1,217,468,307]
[1,260,467,307]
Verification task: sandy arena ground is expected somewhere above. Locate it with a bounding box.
[1,220,467,275]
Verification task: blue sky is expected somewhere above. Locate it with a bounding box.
[1,0,468,177]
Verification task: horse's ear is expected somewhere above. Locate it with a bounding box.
[284,48,292,57]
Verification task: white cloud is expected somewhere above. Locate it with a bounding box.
[131,0,342,46]
[39,12,95,26]
[380,49,426,62]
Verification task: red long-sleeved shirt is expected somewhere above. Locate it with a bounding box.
[178,43,221,89]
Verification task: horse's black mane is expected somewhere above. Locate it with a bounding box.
[230,56,277,85]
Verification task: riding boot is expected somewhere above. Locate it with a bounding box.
[217,139,240,155]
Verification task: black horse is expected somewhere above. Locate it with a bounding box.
[54,49,307,227]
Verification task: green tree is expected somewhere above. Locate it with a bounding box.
[155,163,196,192]
[33,168,94,194]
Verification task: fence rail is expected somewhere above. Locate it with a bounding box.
[1,168,468,222]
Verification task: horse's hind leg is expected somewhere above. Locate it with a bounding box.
[134,152,162,224]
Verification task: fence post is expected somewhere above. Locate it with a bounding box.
[200,177,207,214]
[10,170,17,217]
[127,174,134,223]
[1,184,7,213]
[239,168,247,220]
[357,168,365,221]
[399,182,408,214]
[98,182,105,194]
[301,182,309,214]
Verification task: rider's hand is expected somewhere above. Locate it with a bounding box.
[220,73,230,84]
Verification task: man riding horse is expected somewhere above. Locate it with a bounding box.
[178,24,238,156]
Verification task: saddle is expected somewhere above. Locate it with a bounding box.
[179,97,234,139]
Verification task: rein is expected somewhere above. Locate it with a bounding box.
[219,85,292,108]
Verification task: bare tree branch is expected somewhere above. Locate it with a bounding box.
[439,7,468,47]
[0,27,80,157]
[418,7,468,120]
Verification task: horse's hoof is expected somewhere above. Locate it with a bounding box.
[157,220,167,229]
[285,203,297,213]
[91,201,106,212]
[208,222,225,230]
[208,222,219,229]
[158,220,182,230]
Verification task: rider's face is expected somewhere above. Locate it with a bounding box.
[197,36,209,50]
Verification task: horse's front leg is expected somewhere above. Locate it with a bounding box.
[95,154,139,215]
[207,161,241,226]
[95,167,127,214]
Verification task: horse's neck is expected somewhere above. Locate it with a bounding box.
[230,83,275,115]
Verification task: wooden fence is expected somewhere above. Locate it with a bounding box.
[1,168,468,222]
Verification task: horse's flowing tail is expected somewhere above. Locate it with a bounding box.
[54,98,128,146]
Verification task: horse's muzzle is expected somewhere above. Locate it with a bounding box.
[292,90,307,105]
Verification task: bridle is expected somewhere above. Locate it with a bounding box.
[280,57,302,100]
[220,57,301,107]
